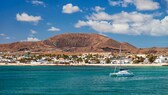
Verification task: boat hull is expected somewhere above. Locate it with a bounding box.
[109,73,134,77]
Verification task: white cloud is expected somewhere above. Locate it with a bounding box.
[86,12,112,21]
[109,0,133,7]
[62,3,80,14]
[31,0,46,7]
[75,20,130,34]
[22,29,40,42]
[30,29,37,34]
[109,0,160,11]
[75,11,168,36]
[135,0,160,11]
[94,6,105,12]
[23,37,40,42]
[109,0,120,6]
[87,11,153,22]
[48,27,60,32]
[0,33,5,36]
[16,12,42,23]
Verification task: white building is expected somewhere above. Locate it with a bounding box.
[136,54,146,58]
[143,58,149,63]
[124,59,132,64]
[154,55,168,63]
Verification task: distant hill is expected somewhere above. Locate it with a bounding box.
[0,33,167,54]
[137,47,168,55]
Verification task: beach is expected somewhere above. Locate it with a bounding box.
[0,62,166,66]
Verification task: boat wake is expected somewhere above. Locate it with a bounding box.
[111,76,168,82]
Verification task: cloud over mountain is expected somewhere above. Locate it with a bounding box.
[75,11,168,36]
[23,37,40,42]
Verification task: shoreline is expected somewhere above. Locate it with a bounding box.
[0,63,167,66]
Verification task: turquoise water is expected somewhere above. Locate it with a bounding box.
[0,66,168,95]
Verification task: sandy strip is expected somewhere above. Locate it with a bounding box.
[0,63,166,66]
[83,64,163,66]
[0,63,57,66]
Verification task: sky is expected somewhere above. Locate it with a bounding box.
[0,0,168,48]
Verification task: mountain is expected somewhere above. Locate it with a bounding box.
[43,33,138,53]
[0,33,136,53]
[0,33,167,54]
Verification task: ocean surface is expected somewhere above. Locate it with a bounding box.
[0,66,168,95]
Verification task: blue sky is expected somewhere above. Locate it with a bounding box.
[0,0,168,48]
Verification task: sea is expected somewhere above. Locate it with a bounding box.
[0,66,168,95]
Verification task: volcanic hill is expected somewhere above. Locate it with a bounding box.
[0,33,137,53]
[0,33,167,54]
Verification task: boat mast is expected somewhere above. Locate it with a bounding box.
[113,46,121,73]
[119,46,122,70]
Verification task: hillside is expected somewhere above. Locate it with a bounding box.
[0,33,167,54]
[137,47,168,55]
[43,33,132,52]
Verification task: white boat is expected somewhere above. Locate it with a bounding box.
[109,68,134,77]
[109,46,134,77]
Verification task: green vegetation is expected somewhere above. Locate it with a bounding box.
[72,55,78,59]
[133,60,140,64]
[85,54,93,59]
[19,57,34,63]
[147,55,157,63]
[95,59,100,63]
[133,56,145,64]
[84,59,89,63]
[76,58,83,62]
[45,58,52,62]
[105,58,111,63]
[62,54,69,59]
[19,58,27,63]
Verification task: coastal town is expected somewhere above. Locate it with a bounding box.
[0,51,168,66]
[0,33,168,66]
[1,0,168,94]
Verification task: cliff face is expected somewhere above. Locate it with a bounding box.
[2,33,167,54]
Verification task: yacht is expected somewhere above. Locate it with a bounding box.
[109,46,134,77]
[109,68,134,77]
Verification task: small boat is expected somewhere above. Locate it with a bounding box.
[109,46,134,77]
